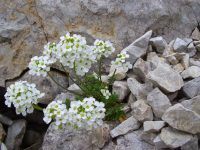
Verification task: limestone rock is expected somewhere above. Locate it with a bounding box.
[187,42,196,57]
[160,127,193,148]
[116,129,155,150]
[109,66,126,81]
[153,135,168,149]
[5,119,27,150]
[127,94,136,107]
[191,27,200,40]
[68,84,82,94]
[173,38,187,52]
[42,123,109,150]
[162,104,200,134]
[127,78,153,100]
[173,63,184,73]
[140,132,157,145]
[112,81,130,102]
[150,36,167,53]
[181,135,198,150]
[143,121,165,132]
[181,66,200,79]
[110,116,140,138]
[125,30,152,64]
[189,58,200,67]
[131,100,153,122]
[181,53,190,69]
[147,88,172,118]
[147,52,166,67]
[183,77,200,98]
[0,123,6,141]
[147,63,184,92]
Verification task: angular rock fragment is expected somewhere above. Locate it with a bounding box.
[181,135,198,150]
[147,52,166,67]
[173,63,184,73]
[189,58,200,67]
[140,132,157,145]
[147,88,172,118]
[181,66,200,79]
[183,77,200,98]
[150,36,167,53]
[131,100,153,122]
[187,42,196,57]
[173,38,187,52]
[147,63,184,92]
[110,116,140,138]
[153,135,168,149]
[191,27,200,40]
[143,121,165,132]
[162,104,200,134]
[181,53,189,69]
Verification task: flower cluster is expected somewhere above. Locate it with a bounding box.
[4,81,44,116]
[28,56,54,77]
[93,39,115,59]
[68,97,105,130]
[56,33,96,76]
[43,42,57,62]
[43,100,68,129]
[101,87,111,99]
[111,50,132,72]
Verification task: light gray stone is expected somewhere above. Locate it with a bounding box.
[127,94,136,107]
[147,52,166,67]
[187,42,196,57]
[173,63,184,73]
[183,77,200,98]
[140,132,157,145]
[181,66,200,79]
[147,88,172,118]
[189,58,200,67]
[147,63,184,92]
[150,36,167,53]
[181,53,190,69]
[110,116,140,138]
[109,66,126,81]
[132,100,153,122]
[191,27,200,40]
[5,119,27,150]
[181,135,198,150]
[162,103,200,134]
[160,127,193,149]
[112,81,130,102]
[125,30,152,64]
[166,54,179,65]
[143,121,165,132]
[173,38,187,52]
[153,135,168,149]
[68,83,82,94]
[127,78,153,100]
[116,129,155,150]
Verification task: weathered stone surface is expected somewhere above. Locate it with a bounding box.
[127,78,153,100]
[173,63,184,73]
[187,42,196,57]
[43,123,109,150]
[125,30,152,64]
[183,77,200,98]
[173,38,187,52]
[112,81,130,102]
[147,52,166,67]
[189,58,200,67]
[147,63,184,92]
[150,36,167,53]
[147,88,172,118]
[110,116,140,138]
[181,66,200,79]
[127,93,136,107]
[6,70,68,104]
[181,53,190,69]
[162,103,200,134]
[116,129,155,150]
[153,135,168,149]
[191,27,200,40]
[143,121,165,132]
[181,135,198,150]
[5,119,27,150]
[166,54,179,65]
[160,127,193,148]
[102,142,116,150]
[140,132,157,145]
[131,100,153,122]
[0,123,6,142]
[109,66,126,81]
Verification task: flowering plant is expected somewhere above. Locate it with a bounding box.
[4,32,132,130]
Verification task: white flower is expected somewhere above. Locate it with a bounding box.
[43,42,57,62]
[43,100,68,129]
[93,39,115,59]
[100,87,111,99]
[28,56,54,77]
[56,33,96,76]
[111,50,132,73]
[4,81,44,116]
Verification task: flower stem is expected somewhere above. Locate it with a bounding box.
[33,104,43,111]
[98,57,102,81]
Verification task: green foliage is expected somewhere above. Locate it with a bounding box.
[77,75,125,121]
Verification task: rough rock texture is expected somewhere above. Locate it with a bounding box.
[181,135,199,150]
[110,116,140,138]
[143,121,165,132]
[153,135,168,149]
[160,127,193,148]
[183,77,200,98]
[162,103,200,134]
[43,123,110,150]
[181,66,200,79]
[1,0,200,87]
[147,63,184,92]
[150,36,167,53]
[147,88,172,118]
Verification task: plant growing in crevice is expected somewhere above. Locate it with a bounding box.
[4,32,132,130]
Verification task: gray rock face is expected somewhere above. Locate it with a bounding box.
[187,42,196,57]
[181,66,200,79]
[189,58,200,67]
[0,123,6,141]
[153,135,168,149]
[160,127,193,148]
[110,116,140,138]
[116,129,155,150]
[181,135,198,150]
[125,30,152,64]
[147,88,172,118]
[173,63,184,73]
[150,36,167,53]
[43,123,109,150]
[143,121,165,132]
[112,81,130,102]
[173,38,187,52]
[162,104,200,134]
[140,132,157,145]
[5,119,27,150]
[131,100,153,122]
[127,78,153,100]
[191,27,200,40]
[183,77,200,98]
[147,63,184,92]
